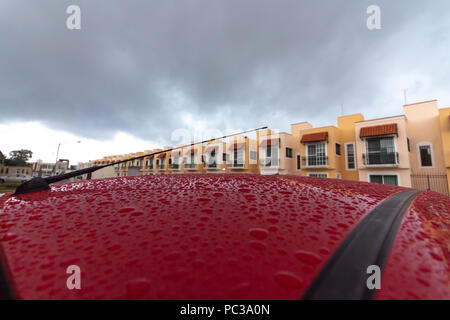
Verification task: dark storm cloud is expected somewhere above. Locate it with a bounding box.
[1,0,449,143]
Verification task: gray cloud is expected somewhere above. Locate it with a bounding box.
[1,0,449,144]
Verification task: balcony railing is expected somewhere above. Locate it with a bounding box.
[170,164,180,170]
[362,152,399,166]
[206,162,217,169]
[230,160,245,168]
[259,158,279,167]
[186,163,197,169]
[302,156,328,167]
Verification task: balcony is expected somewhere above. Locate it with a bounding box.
[206,162,218,170]
[170,163,180,170]
[362,152,399,166]
[230,162,245,169]
[302,156,328,168]
[185,163,197,170]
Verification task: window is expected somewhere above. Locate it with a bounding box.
[286,147,293,158]
[160,156,165,169]
[172,155,179,169]
[233,147,244,167]
[419,145,433,167]
[149,158,154,169]
[335,143,341,156]
[296,154,301,170]
[345,143,356,170]
[262,146,278,167]
[250,150,257,161]
[189,152,196,169]
[306,143,327,166]
[370,175,398,186]
[223,153,227,162]
[365,137,396,165]
[208,150,217,168]
[407,138,410,152]
[308,173,328,178]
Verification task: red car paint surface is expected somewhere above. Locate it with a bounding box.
[0,174,448,299]
[376,191,450,299]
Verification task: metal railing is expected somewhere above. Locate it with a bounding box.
[302,156,328,167]
[411,173,449,196]
[206,162,217,168]
[362,152,398,166]
[231,161,244,168]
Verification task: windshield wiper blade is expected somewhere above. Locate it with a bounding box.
[13,126,268,195]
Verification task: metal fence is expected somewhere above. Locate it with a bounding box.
[411,173,449,196]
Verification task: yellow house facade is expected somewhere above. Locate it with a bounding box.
[81,99,450,196]
[439,107,450,193]
[296,126,341,179]
[355,115,411,187]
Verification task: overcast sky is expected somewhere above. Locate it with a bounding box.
[1,0,449,163]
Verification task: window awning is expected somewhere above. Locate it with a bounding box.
[260,138,279,147]
[156,153,166,158]
[228,142,245,150]
[301,132,328,143]
[182,148,196,155]
[205,145,218,153]
[360,123,398,138]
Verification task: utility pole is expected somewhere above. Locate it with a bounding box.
[53,141,81,174]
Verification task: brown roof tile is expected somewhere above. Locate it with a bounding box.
[301,132,328,143]
[360,123,398,138]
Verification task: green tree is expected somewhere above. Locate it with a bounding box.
[5,149,33,166]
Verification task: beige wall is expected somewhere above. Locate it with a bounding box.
[337,114,364,181]
[204,140,228,173]
[297,126,341,178]
[404,100,446,174]
[355,115,412,187]
[438,107,450,192]
[259,132,300,175]
[0,165,32,176]
[92,166,116,179]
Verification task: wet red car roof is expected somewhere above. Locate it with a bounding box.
[0,174,448,299]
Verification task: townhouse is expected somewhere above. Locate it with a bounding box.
[258,129,298,175]
[80,99,450,196]
[204,139,228,173]
[354,115,411,187]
